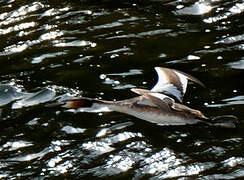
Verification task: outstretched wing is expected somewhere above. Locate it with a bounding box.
[131,88,174,111]
[151,67,204,103]
[131,88,208,121]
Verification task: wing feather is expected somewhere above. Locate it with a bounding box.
[151,67,204,103]
[131,88,174,110]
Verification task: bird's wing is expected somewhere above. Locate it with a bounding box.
[150,67,204,103]
[131,88,174,110]
[132,88,207,120]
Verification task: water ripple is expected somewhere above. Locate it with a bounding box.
[204,1,244,24]
[0,2,45,26]
[0,0,244,179]
[0,84,55,108]
[215,34,244,45]
[206,95,244,107]
[0,140,33,151]
[0,22,36,35]
[176,2,212,16]
[228,59,244,69]
[133,147,214,179]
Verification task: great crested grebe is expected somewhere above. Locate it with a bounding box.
[48,67,238,128]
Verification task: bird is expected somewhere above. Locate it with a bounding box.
[48,67,238,128]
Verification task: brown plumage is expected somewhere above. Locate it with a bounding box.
[48,67,238,127]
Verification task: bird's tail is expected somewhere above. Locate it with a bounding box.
[207,115,239,128]
[46,97,113,112]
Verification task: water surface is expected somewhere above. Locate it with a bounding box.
[0,0,244,179]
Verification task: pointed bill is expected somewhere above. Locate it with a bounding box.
[151,67,204,103]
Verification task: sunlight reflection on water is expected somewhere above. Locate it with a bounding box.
[0,140,33,151]
[0,0,243,179]
[177,2,212,15]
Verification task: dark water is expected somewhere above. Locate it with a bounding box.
[0,0,244,179]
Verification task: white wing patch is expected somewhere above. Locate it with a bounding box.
[151,67,186,102]
[151,67,169,92]
[151,67,197,103]
[175,71,188,94]
[160,84,182,102]
[134,67,203,103]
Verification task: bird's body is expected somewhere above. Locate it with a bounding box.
[49,67,238,128]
